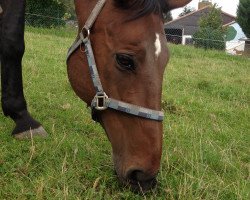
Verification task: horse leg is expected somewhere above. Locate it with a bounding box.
[0,0,47,139]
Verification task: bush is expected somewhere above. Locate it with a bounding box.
[193,28,225,50]
[193,4,225,50]
[26,0,66,28]
[237,0,250,38]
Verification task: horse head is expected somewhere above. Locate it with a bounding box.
[67,0,191,192]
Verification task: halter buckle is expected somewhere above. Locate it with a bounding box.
[92,92,109,111]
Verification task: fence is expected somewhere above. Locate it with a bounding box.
[165,27,250,56]
[165,34,249,56]
[24,13,250,56]
[25,13,77,30]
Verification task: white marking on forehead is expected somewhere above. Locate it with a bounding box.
[154,33,162,58]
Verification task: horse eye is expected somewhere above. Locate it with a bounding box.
[115,54,136,71]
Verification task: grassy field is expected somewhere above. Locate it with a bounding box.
[0,28,249,199]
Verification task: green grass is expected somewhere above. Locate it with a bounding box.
[0,28,249,199]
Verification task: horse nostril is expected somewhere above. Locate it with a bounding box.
[127,170,141,182]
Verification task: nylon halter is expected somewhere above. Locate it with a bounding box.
[67,0,164,122]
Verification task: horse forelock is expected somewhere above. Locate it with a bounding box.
[113,0,168,19]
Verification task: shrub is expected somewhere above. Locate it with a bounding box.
[26,0,66,28]
[193,28,225,50]
[193,4,225,50]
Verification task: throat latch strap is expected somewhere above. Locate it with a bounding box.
[67,0,164,122]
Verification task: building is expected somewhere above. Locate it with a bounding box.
[164,0,236,45]
[224,22,247,55]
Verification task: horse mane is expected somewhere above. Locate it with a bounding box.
[113,0,168,19]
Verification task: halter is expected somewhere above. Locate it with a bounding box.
[67,0,164,122]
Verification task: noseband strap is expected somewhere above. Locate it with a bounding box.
[67,0,164,122]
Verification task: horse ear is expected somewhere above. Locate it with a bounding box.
[166,0,192,10]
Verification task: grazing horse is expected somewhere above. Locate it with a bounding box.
[0,0,191,192]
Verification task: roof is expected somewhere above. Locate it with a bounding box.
[165,6,236,36]
[223,21,236,27]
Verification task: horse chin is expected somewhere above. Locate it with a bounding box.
[115,170,157,193]
[127,178,157,193]
[112,155,157,193]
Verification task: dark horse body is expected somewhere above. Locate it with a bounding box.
[0,0,47,138]
[0,0,191,192]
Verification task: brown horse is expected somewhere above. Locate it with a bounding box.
[67,0,191,192]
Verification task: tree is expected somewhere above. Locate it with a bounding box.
[26,0,66,27]
[193,4,225,50]
[237,0,250,38]
[59,0,76,20]
[163,12,173,23]
[179,6,195,17]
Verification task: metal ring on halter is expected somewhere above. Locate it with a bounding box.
[80,26,90,43]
